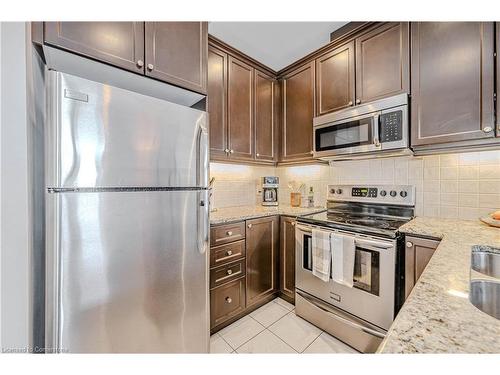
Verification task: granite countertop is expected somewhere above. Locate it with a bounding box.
[378,216,500,353]
[209,205,325,225]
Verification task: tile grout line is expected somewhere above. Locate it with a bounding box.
[300,332,323,353]
[217,332,235,353]
[229,316,266,352]
[265,327,299,353]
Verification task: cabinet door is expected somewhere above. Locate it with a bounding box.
[210,277,246,329]
[254,70,277,162]
[279,217,296,303]
[227,56,254,161]
[411,22,495,147]
[281,62,315,162]
[404,235,441,299]
[145,22,207,94]
[246,216,279,307]
[315,41,355,115]
[207,45,229,160]
[497,23,500,138]
[44,22,145,74]
[355,22,409,104]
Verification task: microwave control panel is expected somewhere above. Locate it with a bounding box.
[379,110,403,143]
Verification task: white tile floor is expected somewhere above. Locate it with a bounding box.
[210,298,358,354]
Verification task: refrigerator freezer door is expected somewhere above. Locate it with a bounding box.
[46,190,209,353]
[46,71,208,189]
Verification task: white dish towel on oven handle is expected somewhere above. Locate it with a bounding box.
[311,228,331,282]
[331,233,356,288]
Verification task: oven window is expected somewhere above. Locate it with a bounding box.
[353,247,380,296]
[315,117,373,151]
[303,234,313,271]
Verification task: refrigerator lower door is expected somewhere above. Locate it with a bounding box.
[46,190,209,353]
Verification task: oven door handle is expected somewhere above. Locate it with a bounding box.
[296,290,386,340]
[296,224,393,250]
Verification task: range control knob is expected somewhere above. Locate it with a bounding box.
[336,189,343,195]
[380,190,387,197]
[390,190,397,197]
[330,188,336,194]
[400,191,408,198]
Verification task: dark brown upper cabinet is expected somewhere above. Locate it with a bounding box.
[281,62,315,162]
[315,41,355,116]
[245,216,279,308]
[207,45,228,159]
[411,22,496,148]
[145,22,207,94]
[355,22,409,104]
[44,22,207,94]
[254,70,277,163]
[44,22,145,74]
[227,56,254,161]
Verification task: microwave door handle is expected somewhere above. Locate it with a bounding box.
[373,113,381,148]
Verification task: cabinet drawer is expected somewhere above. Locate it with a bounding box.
[210,240,246,268]
[210,221,246,246]
[210,259,246,289]
[210,277,246,328]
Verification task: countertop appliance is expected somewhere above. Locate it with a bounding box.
[44,71,209,353]
[261,176,279,206]
[295,184,415,353]
[313,94,412,161]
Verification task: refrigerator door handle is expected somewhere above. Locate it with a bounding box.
[198,190,209,254]
[196,116,209,188]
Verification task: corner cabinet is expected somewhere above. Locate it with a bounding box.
[208,39,277,165]
[279,216,296,303]
[44,22,207,94]
[411,22,496,150]
[281,62,315,163]
[245,216,279,308]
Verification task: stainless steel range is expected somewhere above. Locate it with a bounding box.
[295,184,415,353]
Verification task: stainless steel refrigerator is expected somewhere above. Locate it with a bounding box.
[44,71,209,353]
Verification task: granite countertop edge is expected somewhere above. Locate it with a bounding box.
[377,216,500,354]
[209,205,326,225]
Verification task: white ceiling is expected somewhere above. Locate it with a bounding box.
[208,22,348,71]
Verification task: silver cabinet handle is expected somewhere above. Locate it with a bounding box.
[226,231,233,236]
[356,99,361,104]
[483,126,493,133]
[310,151,314,155]
[247,224,252,229]
[226,269,233,275]
[225,297,232,304]
[136,60,144,68]
[348,101,353,106]
[256,153,260,157]
[291,222,296,226]
[224,148,230,154]
[147,64,154,71]
[226,250,233,256]
[230,149,234,154]
[406,242,414,248]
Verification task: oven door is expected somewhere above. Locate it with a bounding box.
[313,112,380,158]
[295,223,396,330]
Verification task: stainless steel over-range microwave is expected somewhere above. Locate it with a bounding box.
[313,93,412,161]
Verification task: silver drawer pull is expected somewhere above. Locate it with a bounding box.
[247,224,252,229]
[226,250,233,256]
[226,269,233,275]
[406,242,414,248]
[226,231,233,236]
[225,297,232,304]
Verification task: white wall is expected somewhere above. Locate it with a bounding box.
[0,22,30,351]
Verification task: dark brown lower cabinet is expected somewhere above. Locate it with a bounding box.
[279,216,296,303]
[210,277,246,329]
[404,235,441,299]
[246,216,279,308]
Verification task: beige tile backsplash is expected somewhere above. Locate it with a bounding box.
[210,150,500,220]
